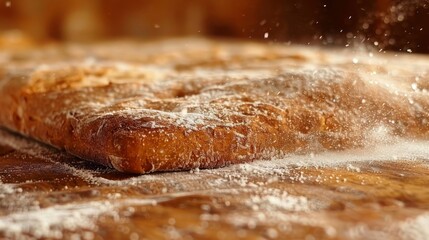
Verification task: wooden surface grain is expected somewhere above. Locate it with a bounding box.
[1,128,429,240]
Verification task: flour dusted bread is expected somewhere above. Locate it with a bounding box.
[0,38,428,173]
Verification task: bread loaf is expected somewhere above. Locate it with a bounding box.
[1,38,428,173]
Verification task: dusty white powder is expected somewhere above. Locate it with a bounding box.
[0,201,112,239]
[0,181,15,196]
[0,197,179,239]
[345,213,429,240]
[248,139,429,169]
[397,214,429,240]
[245,188,309,212]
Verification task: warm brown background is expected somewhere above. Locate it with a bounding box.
[0,0,428,53]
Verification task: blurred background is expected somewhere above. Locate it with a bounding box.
[0,0,428,53]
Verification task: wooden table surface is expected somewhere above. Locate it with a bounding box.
[1,128,429,240]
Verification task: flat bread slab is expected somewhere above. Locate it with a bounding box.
[0,39,428,173]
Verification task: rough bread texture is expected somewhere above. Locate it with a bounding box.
[0,38,429,173]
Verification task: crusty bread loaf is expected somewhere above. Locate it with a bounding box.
[0,38,428,173]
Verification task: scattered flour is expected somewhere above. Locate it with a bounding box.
[250,139,429,168]
[0,201,113,239]
[245,188,309,212]
[397,214,429,240]
[0,197,180,239]
[345,213,429,240]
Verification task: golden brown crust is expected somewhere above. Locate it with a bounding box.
[1,38,429,173]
